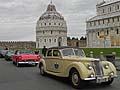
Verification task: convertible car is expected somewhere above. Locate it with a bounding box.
[12,50,41,67]
[39,46,117,89]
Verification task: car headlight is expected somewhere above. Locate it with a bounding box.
[104,64,109,69]
[90,74,94,78]
[110,72,114,76]
[88,73,94,78]
[87,65,93,70]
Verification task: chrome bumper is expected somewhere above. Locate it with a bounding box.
[83,75,117,83]
[18,61,39,64]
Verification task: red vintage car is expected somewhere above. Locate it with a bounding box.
[12,50,41,67]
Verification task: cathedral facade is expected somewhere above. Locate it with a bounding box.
[36,2,67,48]
[86,0,120,48]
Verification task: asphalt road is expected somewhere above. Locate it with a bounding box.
[0,58,120,90]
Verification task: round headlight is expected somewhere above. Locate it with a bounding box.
[104,65,109,69]
[110,72,114,76]
[88,65,93,70]
[90,74,94,78]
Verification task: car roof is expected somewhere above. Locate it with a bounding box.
[49,46,82,50]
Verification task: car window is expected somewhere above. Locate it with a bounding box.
[74,49,85,57]
[53,50,60,57]
[62,48,74,56]
[47,50,52,56]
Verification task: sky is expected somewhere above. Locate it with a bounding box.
[0,0,107,41]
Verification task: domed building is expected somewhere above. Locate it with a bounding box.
[36,2,67,48]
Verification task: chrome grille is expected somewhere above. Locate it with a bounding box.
[92,61,103,76]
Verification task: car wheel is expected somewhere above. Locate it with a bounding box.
[101,78,114,85]
[39,64,45,76]
[69,69,85,89]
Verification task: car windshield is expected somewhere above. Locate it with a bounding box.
[61,48,85,57]
[7,51,14,55]
[20,50,33,54]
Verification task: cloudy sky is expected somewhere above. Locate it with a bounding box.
[0,0,106,41]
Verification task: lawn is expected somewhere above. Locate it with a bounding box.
[83,48,120,57]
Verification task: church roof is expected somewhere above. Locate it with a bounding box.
[87,11,120,22]
[39,2,64,20]
[98,0,120,7]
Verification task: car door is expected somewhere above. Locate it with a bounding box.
[50,50,63,73]
[45,49,54,71]
[45,49,63,73]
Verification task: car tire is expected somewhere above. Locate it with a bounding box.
[101,78,114,86]
[69,69,85,89]
[39,64,45,76]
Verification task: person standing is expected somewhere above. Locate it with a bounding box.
[42,46,47,57]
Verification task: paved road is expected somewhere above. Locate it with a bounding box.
[0,58,120,90]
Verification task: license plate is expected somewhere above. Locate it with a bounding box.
[28,62,34,64]
[97,77,108,83]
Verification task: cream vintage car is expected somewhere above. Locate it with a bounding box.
[39,46,117,89]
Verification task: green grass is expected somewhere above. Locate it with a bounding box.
[14,48,120,58]
[83,48,120,57]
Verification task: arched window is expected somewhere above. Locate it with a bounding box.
[109,7,111,12]
[59,23,60,25]
[107,30,109,35]
[98,32,100,36]
[44,39,46,42]
[54,39,56,42]
[103,9,104,13]
[112,18,114,22]
[49,39,51,43]
[51,31,53,34]
[117,29,119,34]
[117,17,119,22]
[117,5,119,10]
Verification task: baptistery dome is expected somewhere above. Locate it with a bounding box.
[36,2,67,48]
[39,3,64,20]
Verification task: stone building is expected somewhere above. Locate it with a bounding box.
[67,37,87,47]
[86,0,120,48]
[0,41,36,49]
[36,1,67,48]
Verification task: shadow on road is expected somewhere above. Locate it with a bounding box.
[37,73,113,90]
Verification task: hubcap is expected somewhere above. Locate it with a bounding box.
[72,73,79,86]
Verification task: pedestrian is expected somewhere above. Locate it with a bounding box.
[42,46,47,57]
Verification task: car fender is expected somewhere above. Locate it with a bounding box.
[102,61,117,76]
[65,62,90,79]
[39,58,47,72]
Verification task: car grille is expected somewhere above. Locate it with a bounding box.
[92,61,103,76]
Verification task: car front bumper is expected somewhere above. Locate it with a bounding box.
[18,61,39,64]
[83,75,117,83]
